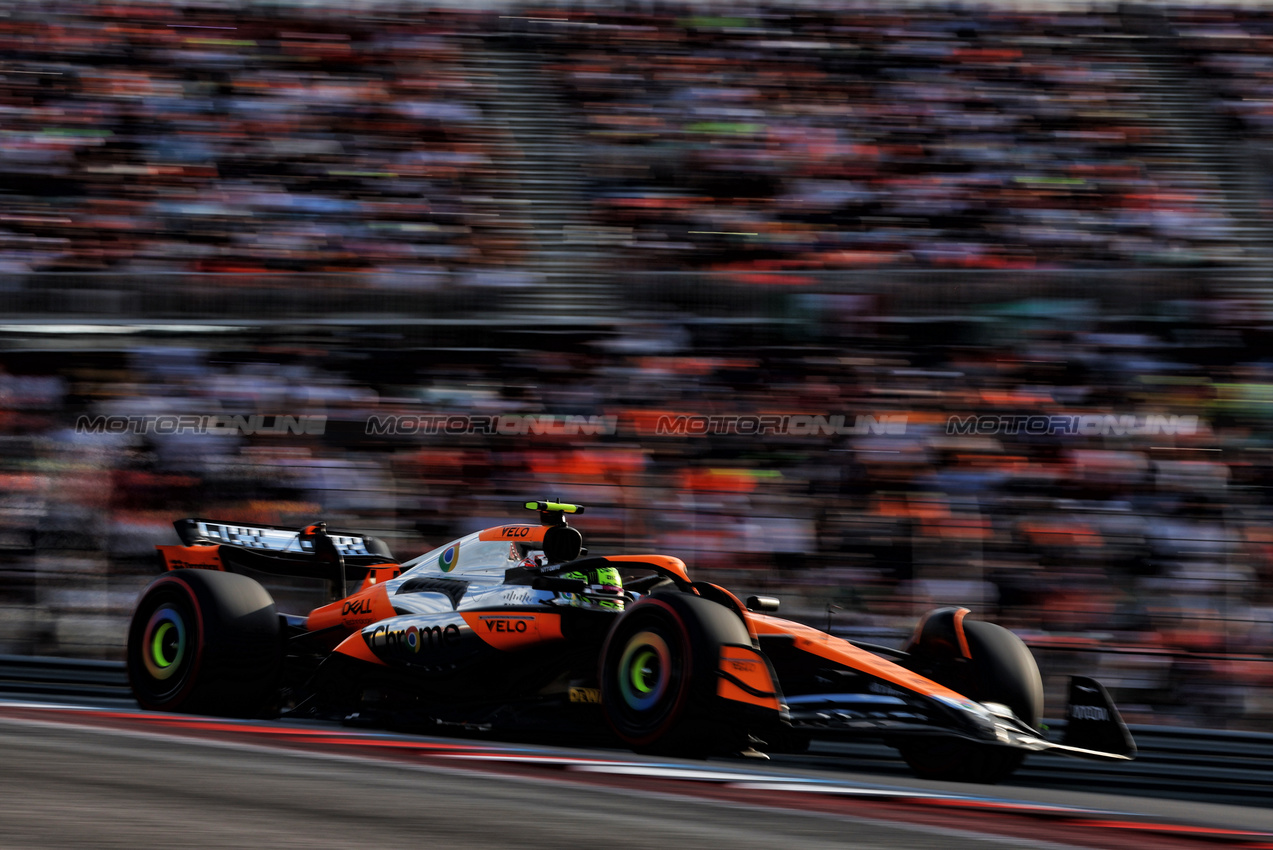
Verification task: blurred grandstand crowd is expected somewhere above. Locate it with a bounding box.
[552,5,1241,271]
[0,2,527,284]
[0,1,1262,278]
[2,1,1273,730]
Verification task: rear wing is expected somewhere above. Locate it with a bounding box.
[174,518,393,560]
[159,518,400,601]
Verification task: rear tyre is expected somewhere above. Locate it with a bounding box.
[600,593,751,756]
[127,570,281,717]
[895,618,1042,784]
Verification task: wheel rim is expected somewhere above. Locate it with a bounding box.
[142,604,187,681]
[617,630,671,712]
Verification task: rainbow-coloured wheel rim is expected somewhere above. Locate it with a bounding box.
[142,604,187,681]
[617,630,671,712]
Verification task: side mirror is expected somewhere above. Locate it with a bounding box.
[746,595,780,613]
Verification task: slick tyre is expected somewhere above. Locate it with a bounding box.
[600,593,751,756]
[959,619,1044,728]
[127,570,281,717]
[895,619,1042,784]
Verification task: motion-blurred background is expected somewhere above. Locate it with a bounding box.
[2,0,1273,732]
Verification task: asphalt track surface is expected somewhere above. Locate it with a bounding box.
[2,701,1272,850]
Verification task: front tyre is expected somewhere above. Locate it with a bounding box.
[895,618,1042,784]
[600,593,751,756]
[127,570,281,717]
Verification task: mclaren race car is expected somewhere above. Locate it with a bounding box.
[127,501,1135,783]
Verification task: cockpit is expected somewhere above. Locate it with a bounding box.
[394,501,628,611]
[398,500,588,582]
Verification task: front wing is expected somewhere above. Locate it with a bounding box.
[783,679,1134,762]
[748,614,1134,762]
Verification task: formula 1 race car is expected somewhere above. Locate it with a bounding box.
[127,501,1135,783]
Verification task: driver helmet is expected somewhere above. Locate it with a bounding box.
[559,565,625,611]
